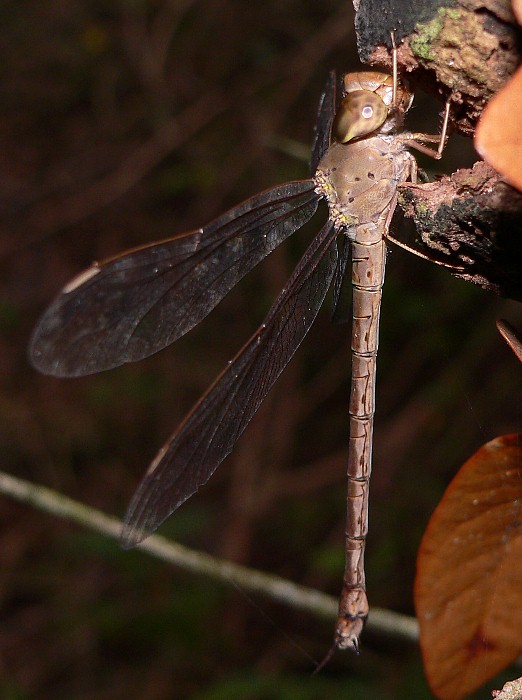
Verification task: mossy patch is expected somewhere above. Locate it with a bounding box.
[411,7,461,60]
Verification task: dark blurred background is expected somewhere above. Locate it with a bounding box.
[0,1,521,698]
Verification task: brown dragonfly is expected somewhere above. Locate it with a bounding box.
[29,55,449,651]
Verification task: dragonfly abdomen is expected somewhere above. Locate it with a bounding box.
[336,228,387,650]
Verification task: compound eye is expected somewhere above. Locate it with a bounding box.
[333,91,388,144]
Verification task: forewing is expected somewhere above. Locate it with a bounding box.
[121,220,338,547]
[331,233,352,324]
[30,181,319,377]
[310,70,337,175]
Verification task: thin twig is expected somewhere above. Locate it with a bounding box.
[0,469,419,644]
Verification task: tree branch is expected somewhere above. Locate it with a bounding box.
[0,469,419,646]
[355,0,521,135]
[398,161,522,301]
[353,0,522,302]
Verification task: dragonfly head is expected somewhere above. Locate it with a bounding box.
[333,71,413,144]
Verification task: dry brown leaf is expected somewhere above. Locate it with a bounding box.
[475,66,522,192]
[415,435,522,700]
[513,0,522,26]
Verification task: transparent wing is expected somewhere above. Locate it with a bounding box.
[310,70,337,175]
[121,220,338,548]
[30,181,319,377]
[331,232,353,324]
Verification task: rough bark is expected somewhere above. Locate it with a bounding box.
[355,0,521,135]
[353,0,522,301]
[399,161,522,301]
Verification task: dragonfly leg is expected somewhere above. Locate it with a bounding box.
[391,30,398,109]
[385,185,465,271]
[389,30,450,158]
[384,230,466,271]
[401,98,452,159]
[384,114,465,270]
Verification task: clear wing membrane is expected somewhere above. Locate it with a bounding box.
[310,70,337,175]
[121,220,338,548]
[331,234,353,324]
[29,181,319,377]
[311,71,353,322]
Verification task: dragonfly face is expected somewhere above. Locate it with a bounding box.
[29,66,443,654]
[333,71,413,144]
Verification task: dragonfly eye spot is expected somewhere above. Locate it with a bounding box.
[333,91,388,143]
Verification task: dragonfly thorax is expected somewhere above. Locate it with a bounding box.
[314,135,414,233]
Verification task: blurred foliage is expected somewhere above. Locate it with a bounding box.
[0,1,521,698]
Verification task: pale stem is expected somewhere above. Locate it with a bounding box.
[0,468,419,644]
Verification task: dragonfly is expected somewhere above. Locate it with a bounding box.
[29,50,450,651]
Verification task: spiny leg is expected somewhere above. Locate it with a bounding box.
[405,98,452,158]
[391,30,398,109]
[390,29,452,159]
[385,98,459,266]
